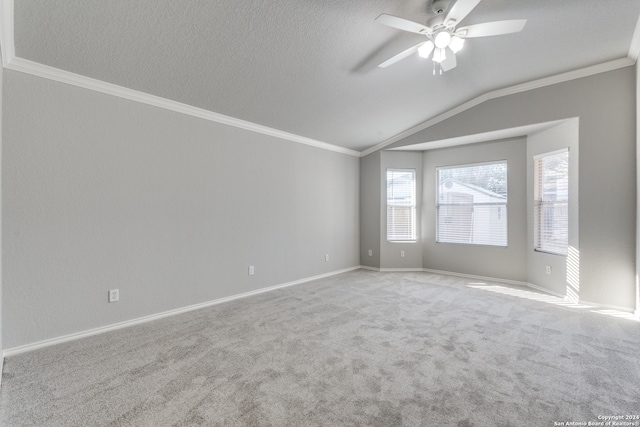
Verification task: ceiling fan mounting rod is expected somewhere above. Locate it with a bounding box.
[427,14,447,30]
[431,0,452,15]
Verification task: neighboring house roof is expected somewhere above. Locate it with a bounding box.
[440,179,506,201]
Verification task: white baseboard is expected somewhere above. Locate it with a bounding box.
[422,268,529,287]
[526,282,566,298]
[527,282,636,313]
[425,270,637,316]
[4,266,637,358]
[358,266,424,272]
[578,299,636,314]
[3,266,360,358]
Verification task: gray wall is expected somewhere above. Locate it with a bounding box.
[637,63,640,316]
[0,46,3,373]
[388,67,636,310]
[422,138,528,281]
[527,120,579,297]
[3,70,360,349]
[359,150,424,270]
[380,151,423,269]
[359,151,381,268]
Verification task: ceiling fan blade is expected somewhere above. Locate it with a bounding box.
[378,42,425,68]
[441,50,457,71]
[458,19,527,38]
[375,13,431,34]
[444,0,482,25]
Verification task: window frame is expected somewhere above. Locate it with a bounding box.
[435,160,508,247]
[534,149,569,256]
[386,168,417,242]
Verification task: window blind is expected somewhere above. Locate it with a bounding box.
[387,169,416,241]
[534,150,569,255]
[436,161,508,246]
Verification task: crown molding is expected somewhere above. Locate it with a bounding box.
[0,0,13,65]
[1,0,638,159]
[361,56,635,157]
[0,1,359,157]
[629,11,640,62]
[5,59,361,157]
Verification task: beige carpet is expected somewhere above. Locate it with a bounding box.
[1,270,639,426]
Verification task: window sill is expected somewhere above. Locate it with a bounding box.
[436,241,507,248]
[534,249,568,257]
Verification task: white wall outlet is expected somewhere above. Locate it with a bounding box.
[400,250,405,257]
[545,265,552,275]
[325,254,330,262]
[248,266,255,276]
[108,289,119,303]
[368,249,373,256]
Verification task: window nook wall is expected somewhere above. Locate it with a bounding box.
[527,120,579,298]
[360,151,381,269]
[636,61,640,317]
[0,45,4,379]
[380,151,423,270]
[385,66,636,310]
[422,138,528,282]
[359,150,423,270]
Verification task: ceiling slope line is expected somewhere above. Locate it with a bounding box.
[628,10,640,61]
[361,56,635,157]
[4,58,361,157]
[1,0,638,159]
[0,0,359,157]
[0,0,13,65]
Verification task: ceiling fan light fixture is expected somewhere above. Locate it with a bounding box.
[433,47,446,63]
[374,1,527,73]
[449,35,465,53]
[418,40,435,58]
[434,31,452,49]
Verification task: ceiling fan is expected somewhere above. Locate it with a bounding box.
[376,0,526,74]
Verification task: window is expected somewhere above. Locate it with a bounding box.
[436,161,508,246]
[387,169,416,241]
[534,149,569,255]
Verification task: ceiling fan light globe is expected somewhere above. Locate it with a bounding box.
[434,31,452,49]
[433,47,446,63]
[449,36,465,53]
[418,41,435,58]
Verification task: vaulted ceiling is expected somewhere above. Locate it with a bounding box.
[5,0,640,153]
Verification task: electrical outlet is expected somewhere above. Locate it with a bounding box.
[545,265,552,275]
[400,250,405,257]
[248,266,255,276]
[325,254,330,262]
[108,289,119,303]
[368,249,373,256]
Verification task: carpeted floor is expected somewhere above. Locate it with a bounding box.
[1,270,639,426]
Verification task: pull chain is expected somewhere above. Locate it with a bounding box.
[432,62,443,75]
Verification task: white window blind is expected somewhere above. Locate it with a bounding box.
[534,150,569,255]
[436,161,508,246]
[387,169,416,241]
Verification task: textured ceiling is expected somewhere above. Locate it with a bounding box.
[12,0,640,151]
